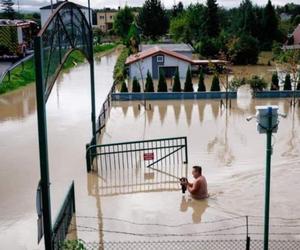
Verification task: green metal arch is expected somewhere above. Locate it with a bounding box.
[37,1,92,101]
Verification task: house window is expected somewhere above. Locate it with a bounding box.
[157,55,164,63]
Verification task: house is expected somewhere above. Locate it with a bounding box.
[139,43,194,59]
[96,8,118,32]
[40,1,92,28]
[126,46,194,80]
[284,24,300,50]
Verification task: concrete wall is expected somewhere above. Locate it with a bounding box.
[112,92,237,101]
[129,54,191,80]
[254,90,300,98]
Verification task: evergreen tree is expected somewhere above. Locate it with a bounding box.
[126,23,140,54]
[158,70,168,92]
[137,0,169,40]
[197,69,206,92]
[270,72,279,90]
[210,74,221,91]
[239,0,257,37]
[262,0,278,50]
[205,0,220,38]
[283,74,292,90]
[1,0,15,19]
[120,80,128,92]
[172,69,181,92]
[145,71,154,92]
[184,67,194,92]
[297,80,300,91]
[132,77,141,92]
[113,6,134,40]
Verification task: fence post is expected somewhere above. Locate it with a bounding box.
[86,143,91,172]
[246,216,250,250]
[184,137,188,164]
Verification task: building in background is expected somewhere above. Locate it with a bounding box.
[284,24,300,50]
[96,8,118,33]
[139,44,194,59]
[40,1,92,28]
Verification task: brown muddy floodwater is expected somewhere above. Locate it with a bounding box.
[0,49,120,249]
[1,55,299,249]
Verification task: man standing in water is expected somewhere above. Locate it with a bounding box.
[181,166,208,199]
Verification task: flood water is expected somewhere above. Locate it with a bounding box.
[0,49,120,249]
[1,52,299,249]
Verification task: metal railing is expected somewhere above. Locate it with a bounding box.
[52,181,76,250]
[86,136,188,172]
[0,54,34,83]
[96,82,116,135]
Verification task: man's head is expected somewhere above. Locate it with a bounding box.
[192,166,202,178]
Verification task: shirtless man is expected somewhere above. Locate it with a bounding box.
[181,166,208,199]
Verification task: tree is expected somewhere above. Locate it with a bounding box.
[205,0,220,38]
[172,1,184,17]
[184,67,193,92]
[120,80,128,92]
[113,6,134,40]
[297,80,300,91]
[145,71,154,92]
[262,0,279,50]
[132,77,141,92]
[239,0,258,37]
[227,34,260,65]
[126,23,140,54]
[158,70,168,92]
[1,0,15,19]
[137,0,169,40]
[284,73,292,90]
[270,72,279,90]
[196,37,220,58]
[172,69,181,92]
[248,75,267,91]
[210,74,221,91]
[198,69,206,92]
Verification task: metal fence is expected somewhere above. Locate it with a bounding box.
[81,239,300,250]
[96,83,116,135]
[0,54,34,83]
[52,181,76,250]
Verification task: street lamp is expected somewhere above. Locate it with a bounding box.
[247,105,286,250]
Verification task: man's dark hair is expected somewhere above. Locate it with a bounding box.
[193,166,202,175]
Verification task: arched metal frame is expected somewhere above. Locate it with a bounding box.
[37,1,92,100]
[34,2,95,249]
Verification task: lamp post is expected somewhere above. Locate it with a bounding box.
[247,105,285,250]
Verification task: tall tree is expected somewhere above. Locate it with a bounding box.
[145,71,154,92]
[172,69,181,92]
[158,70,168,92]
[172,1,184,17]
[1,0,15,19]
[205,0,220,38]
[198,69,206,92]
[211,74,221,91]
[126,23,140,54]
[239,0,257,37]
[137,0,169,40]
[113,6,134,40]
[132,77,141,92]
[284,73,292,90]
[270,72,279,90]
[262,0,278,49]
[184,67,194,92]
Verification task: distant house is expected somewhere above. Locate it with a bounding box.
[139,43,194,59]
[284,24,300,50]
[96,8,118,32]
[40,1,92,28]
[126,46,194,80]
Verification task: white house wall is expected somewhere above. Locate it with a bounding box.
[129,54,191,80]
[129,57,153,81]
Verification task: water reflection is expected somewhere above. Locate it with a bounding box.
[184,103,193,126]
[0,84,36,122]
[180,196,209,223]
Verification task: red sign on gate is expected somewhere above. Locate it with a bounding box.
[143,152,154,161]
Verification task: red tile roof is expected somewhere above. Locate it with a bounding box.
[125,46,193,65]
